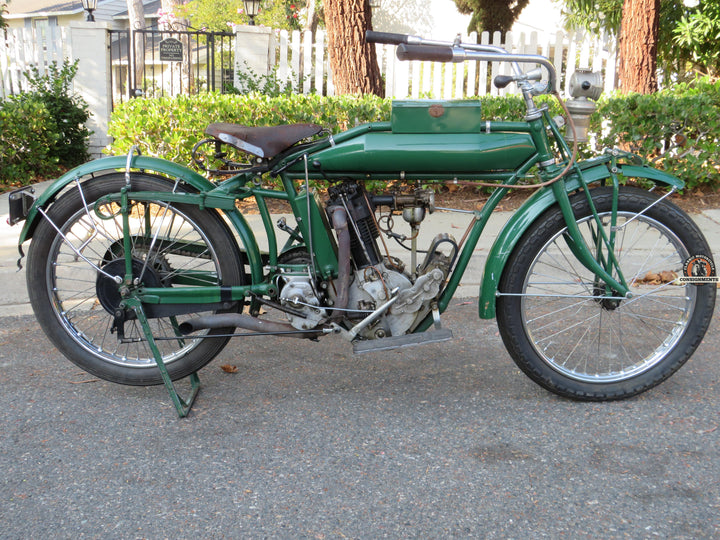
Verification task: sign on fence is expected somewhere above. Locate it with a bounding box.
[159,38,183,62]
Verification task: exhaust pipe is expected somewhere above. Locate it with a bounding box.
[330,206,351,320]
[181,206,352,336]
[178,313,313,338]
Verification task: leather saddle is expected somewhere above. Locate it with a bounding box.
[205,122,323,159]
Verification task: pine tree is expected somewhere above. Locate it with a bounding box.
[453,0,530,35]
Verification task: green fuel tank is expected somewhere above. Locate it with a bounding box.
[296,101,537,180]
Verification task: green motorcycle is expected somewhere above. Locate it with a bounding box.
[9,32,716,416]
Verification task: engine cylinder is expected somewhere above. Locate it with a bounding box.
[327,183,381,268]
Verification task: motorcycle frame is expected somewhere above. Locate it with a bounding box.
[17,111,683,321]
[13,38,687,416]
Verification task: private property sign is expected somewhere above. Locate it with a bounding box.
[159,38,183,62]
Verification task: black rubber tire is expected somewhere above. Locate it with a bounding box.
[497,186,716,400]
[26,173,244,385]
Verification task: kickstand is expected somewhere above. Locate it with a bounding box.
[123,298,200,418]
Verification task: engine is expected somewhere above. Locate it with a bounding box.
[324,182,457,339]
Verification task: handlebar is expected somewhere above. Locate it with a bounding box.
[365,30,558,94]
[396,43,454,63]
[366,31,420,45]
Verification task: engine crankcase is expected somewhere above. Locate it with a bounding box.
[347,262,445,338]
[280,276,328,330]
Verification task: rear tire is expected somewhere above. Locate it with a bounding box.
[27,173,245,385]
[497,186,716,400]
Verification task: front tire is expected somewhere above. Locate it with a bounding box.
[26,173,245,385]
[497,186,716,400]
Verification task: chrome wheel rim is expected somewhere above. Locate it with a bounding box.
[520,212,695,383]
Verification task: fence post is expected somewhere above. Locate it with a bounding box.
[69,22,112,158]
[234,25,272,89]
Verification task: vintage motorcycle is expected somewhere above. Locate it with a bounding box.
[9,32,717,416]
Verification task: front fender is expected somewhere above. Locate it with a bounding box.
[478,161,684,319]
[17,155,264,284]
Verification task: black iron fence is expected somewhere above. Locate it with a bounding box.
[108,29,236,108]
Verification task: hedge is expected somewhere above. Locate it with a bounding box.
[109,78,720,192]
[0,59,90,188]
[595,79,720,190]
[0,95,60,185]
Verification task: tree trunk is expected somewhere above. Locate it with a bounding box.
[304,0,319,34]
[127,0,145,95]
[160,0,193,95]
[617,0,660,94]
[324,0,383,97]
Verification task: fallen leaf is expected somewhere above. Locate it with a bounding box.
[220,364,239,374]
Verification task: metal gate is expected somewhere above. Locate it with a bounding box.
[108,29,235,108]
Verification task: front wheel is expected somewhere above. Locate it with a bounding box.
[497,186,716,400]
[26,173,245,385]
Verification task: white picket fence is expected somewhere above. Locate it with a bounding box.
[2,24,617,101]
[0,25,72,97]
[266,28,617,98]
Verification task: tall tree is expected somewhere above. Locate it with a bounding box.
[127,0,146,94]
[304,0,321,34]
[323,0,383,96]
[1,1,9,30]
[617,0,660,93]
[563,0,668,93]
[159,0,194,93]
[454,0,530,35]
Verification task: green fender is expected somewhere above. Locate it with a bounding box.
[17,155,264,284]
[477,161,685,319]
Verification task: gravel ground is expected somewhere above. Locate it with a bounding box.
[1,301,719,539]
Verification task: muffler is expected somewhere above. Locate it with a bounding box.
[178,313,313,338]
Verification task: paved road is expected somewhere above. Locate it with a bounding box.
[1,300,719,538]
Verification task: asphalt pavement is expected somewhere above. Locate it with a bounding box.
[1,182,720,538]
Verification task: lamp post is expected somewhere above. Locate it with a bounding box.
[243,0,261,26]
[81,0,98,22]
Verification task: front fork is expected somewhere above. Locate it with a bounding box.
[551,175,630,298]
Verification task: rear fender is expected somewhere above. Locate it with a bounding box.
[16,155,264,283]
[478,162,684,319]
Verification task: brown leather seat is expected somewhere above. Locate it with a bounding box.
[206,123,322,159]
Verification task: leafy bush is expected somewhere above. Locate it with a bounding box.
[593,78,720,190]
[24,60,91,168]
[231,63,310,97]
[108,92,392,165]
[0,95,60,186]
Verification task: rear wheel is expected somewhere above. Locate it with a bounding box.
[497,186,716,400]
[27,173,245,385]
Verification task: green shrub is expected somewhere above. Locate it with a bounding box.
[593,78,720,190]
[108,92,392,166]
[0,95,60,186]
[0,59,92,188]
[24,59,91,168]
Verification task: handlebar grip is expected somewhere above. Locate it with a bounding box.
[396,43,454,62]
[493,75,515,89]
[365,31,411,45]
